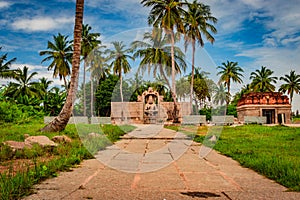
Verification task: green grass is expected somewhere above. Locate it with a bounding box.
[0,120,135,199]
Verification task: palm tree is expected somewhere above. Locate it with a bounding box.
[217,61,244,107]
[4,66,39,98]
[40,33,73,89]
[87,47,110,116]
[141,0,186,102]
[250,66,278,92]
[81,24,101,116]
[41,0,84,132]
[183,0,217,113]
[107,41,134,103]
[213,83,228,106]
[279,70,300,105]
[0,47,16,79]
[131,28,186,98]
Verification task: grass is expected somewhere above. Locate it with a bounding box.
[171,124,300,191]
[214,125,300,191]
[0,120,135,199]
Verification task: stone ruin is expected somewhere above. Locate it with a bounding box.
[111,87,190,124]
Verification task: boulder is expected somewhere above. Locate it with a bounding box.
[25,136,58,147]
[3,140,32,151]
[52,135,72,144]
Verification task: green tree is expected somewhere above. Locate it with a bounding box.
[217,61,244,107]
[141,0,186,103]
[81,24,101,116]
[41,0,84,132]
[250,66,278,92]
[4,66,39,99]
[40,33,73,89]
[279,70,300,105]
[0,47,16,79]
[107,41,134,103]
[183,0,217,113]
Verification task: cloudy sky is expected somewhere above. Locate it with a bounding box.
[1,0,300,111]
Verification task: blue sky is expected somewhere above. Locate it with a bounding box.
[1,0,300,111]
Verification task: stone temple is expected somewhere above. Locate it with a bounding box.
[111,87,190,124]
[237,92,291,124]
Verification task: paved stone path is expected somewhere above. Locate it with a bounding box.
[24,125,300,200]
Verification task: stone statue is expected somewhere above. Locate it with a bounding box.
[144,95,158,116]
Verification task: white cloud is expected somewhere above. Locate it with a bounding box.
[11,16,73,32]
[0,1,11,9]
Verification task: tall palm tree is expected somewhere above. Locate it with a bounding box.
[279,70,300,105]
[4,66,39,98]
[213,83,228,106]
[87,47,110,116]
[0,47,16,79]
[217,61,244,107]
[40,33,73,90]
[183,0,217,113]
[250,66,278,92]
[81,24,101,116]
[131,28,186,97]
[107,41,134,103]
[41,0,84,132]
[141,0,186,102]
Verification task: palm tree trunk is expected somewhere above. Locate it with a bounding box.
[170,30,179,122]
[83,60,87,116]
[190,41,195,114]
[63,76,68,91]
[41,0,84,132]
[90,76,94,117]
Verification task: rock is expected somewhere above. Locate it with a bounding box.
[52,135,72,144]
[25,136,58,147]
[3,141,32,151]
[88,132,101,138]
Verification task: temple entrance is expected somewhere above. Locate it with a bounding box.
[262,109,275,124]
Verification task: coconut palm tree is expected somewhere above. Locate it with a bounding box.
[107,41,134,103]
[250,66,278,92]
[183,0,217,113]
[213,83,228,106]
[141,0,186,102]
[40,33,73,90]
[81,24,101,116]
[217,61,244,107]
[131,28,186,97]
[279,70,300,105]
[87,47,110,116]
[41,0,84,132]
[0,47,16,79]
[4,66,39,99]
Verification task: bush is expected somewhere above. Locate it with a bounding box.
[0,101,43,124]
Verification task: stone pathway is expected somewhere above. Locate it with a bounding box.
[24,125,300,200]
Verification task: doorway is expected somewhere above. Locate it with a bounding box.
[262,109,275,124]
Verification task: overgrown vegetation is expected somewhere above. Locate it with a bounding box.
[176,124,300,191]
[0,121,135,199]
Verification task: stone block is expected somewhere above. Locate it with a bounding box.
[182,115,206,125]
[91,117,111,124]
[212,115,234,125]
[244,116,267,124]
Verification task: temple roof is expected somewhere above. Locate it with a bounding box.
[237,92,290,107]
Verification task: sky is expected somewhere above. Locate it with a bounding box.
[0,0,300,111]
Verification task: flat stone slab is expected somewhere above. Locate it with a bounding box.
[25,136,58,147]
[244,116,267,124]
[212,115,234,125]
